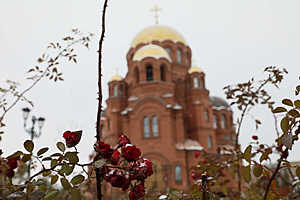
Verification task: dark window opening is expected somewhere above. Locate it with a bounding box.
[160,65,166,81]
[146,65,153,82]
[144,117,150,138]
[113,85,118,96]
[135,67,139,83]
[175,166,182,183]
[205,109,209,122]
[177,49,182,63]
[152,115,159,137]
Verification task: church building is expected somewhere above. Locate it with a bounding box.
[100,24,234,192]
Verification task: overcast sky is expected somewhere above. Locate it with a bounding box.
[0,0,299,165]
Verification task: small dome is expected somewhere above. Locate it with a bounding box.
[131,25,186,47]
[133,44,171,62]
[188,67,203,74]
[210,96,230,109]
[110,75,123,82]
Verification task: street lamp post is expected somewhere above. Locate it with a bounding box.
[22,107,45,178]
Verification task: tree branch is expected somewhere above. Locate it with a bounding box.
[95,0,109,200]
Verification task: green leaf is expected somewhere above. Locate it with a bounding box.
[280,117,289,134]
[294,100,300,108]
[65,164,75,176]
[253,164,263,177]
[296,167,300,179]
[7,151,23,159]
[51,175,59,185]
[56,142,65,152]
[296,85,300,93]
[24,140,34,152]
[51,159,58,168]
[42,190,58,200]
[51,153,63,157]
[288,109,300,118]
[22,154,31,163]
[60,178,71,190]
[260,148,272,163]
[282,99,293,107]
[272,107,287,113]
[65,152,79,164]
[243,145,252,163]
[71,188,81,200]
[71,175,85,185]
[37,147,49,156]
[42,170,51,177]
[242,165,251,183]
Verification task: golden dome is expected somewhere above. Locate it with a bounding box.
[188,67,203,74]
[133,44,171,61]
[109,75,123,82]
[131,25,186,47]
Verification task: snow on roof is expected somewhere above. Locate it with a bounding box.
[176,139,203,151]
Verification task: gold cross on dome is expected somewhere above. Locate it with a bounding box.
[151,5,162,25]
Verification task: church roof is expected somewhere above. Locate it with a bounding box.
[210,96,231,110]
[131,25,187,47]
[133,44,171,61]
[109,75,123,82]
[188,66,203,74]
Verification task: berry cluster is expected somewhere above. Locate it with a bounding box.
[94,135,153,200]
[63,130,82,147]
[6,156,20,178]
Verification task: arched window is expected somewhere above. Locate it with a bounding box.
[213,114,217,128]
[165,47,171,57]
[119,84,123,96]
[143,117,150,138]
[205,109,209,122]
[186,52,189,64]
[113,85,118,96]
[207,136,213,149]
[193,77,199,88]
[152,115,159,137]
[135,67,139,83]
[221,114,227,129]
[146,65,153,82]
[177,49,182,63]
[160,65,166,81]
[175,166,182,183]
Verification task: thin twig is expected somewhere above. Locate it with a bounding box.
[95,0,109,200]
[262,154,284,200]
[234,78,272,196]
[0,39,83,122]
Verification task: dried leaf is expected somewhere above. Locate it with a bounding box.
[282,99,293,107]
[24,140,34,152]
[272,107,287,113]
[37,147,49,156]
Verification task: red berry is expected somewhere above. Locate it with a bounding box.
[111,150,120,165]
[94,141,113,159]
[63,130,82,147]
[121,144,141,162]
[129,184,145,200]
[252,135,258,140]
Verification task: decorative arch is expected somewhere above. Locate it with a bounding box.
[143,152,171,192]
[131,96,167,114]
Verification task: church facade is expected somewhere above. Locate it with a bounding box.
[100,25,234,192]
